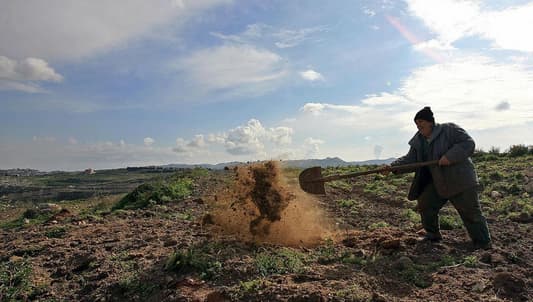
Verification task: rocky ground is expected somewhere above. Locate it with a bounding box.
[1,158,532,302]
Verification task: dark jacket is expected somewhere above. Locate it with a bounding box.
[392,123,479,200]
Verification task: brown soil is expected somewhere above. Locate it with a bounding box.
[1,162,532,301]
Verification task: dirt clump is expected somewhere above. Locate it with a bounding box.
[209,161,335,246]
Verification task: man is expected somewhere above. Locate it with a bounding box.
[387,106,491,249]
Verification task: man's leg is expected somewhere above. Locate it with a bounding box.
[417,183,448,240]
[449,187,491,248]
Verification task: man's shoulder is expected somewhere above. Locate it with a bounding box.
[438,122,459,128]
[437,122,463,131]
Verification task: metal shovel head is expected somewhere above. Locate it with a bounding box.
[299,166,326,194]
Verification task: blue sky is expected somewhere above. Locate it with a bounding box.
[1,0,532,171]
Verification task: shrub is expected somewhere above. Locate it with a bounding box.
[113,178,193,210]
[507,144,529,157]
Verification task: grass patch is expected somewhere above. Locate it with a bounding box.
[44,226,67,238]
[0,258,33,301]
[403,208,420,225]
[334,283,371,301]
[113,177,193,210]
[1,208,56,230]
[368,221,390,230]
[165,245,223,280]
[439,214,463,230]
[254,247,307,276]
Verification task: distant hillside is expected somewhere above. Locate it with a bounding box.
[163,157,396,170]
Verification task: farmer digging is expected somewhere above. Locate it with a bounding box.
[387,106,492,250]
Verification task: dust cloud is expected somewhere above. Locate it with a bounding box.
[208,161,336,247]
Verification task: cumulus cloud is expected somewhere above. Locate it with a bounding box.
[406,0,533,52]
[269,127,293,146]
[173,135,208,154]
[0,0,232,60]
[0,56,63,92]
[177,45,288,93]
[172,119,294,157]
[144,137,155,146]
[300,70,324,81]
[224,119,266,155]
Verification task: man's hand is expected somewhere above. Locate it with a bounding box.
[438,155,451,166]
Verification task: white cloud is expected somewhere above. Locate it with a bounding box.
[300,70,324,81]
[268,127,293,145]
[301,103,326,115]
[0,0,232,61]
[177,45,288,93]
[144,137,155,146]
[399,55,533,129]
[301,103,363,116]
[363,8,376,17]
[212,23,327,49]
[304,137,325,158]
[273,26,328,48]
[224,119,266,155]
[406,0,533,52]
[172,119,294,157]
[299,56,533,132]
[0,56,63,93]
[188,134,206,148]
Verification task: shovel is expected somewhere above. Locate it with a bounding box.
[298,160,439,194]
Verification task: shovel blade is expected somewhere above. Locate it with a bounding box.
[298,166,326,194]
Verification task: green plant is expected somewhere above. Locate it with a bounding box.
[403,209,420,224]
[254,248,306,276]
[0,259,33,301]
[507,144,529,157]
[1,208,57,230]
[334,283,371,301]
[399,264,431,288]
[315,239,338,264]
[439,215,463,230]
[165,246,222,280]
[463,255,478,268]
[341,253,367,265]
[368,221,390,230]
[338,199,355,208]
[44,226,67,238]
[239,279,266,293]
[113,177,193,210]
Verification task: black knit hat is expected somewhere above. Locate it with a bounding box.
[414,106,435,123]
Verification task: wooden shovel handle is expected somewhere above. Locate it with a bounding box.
[320,160,439,182]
